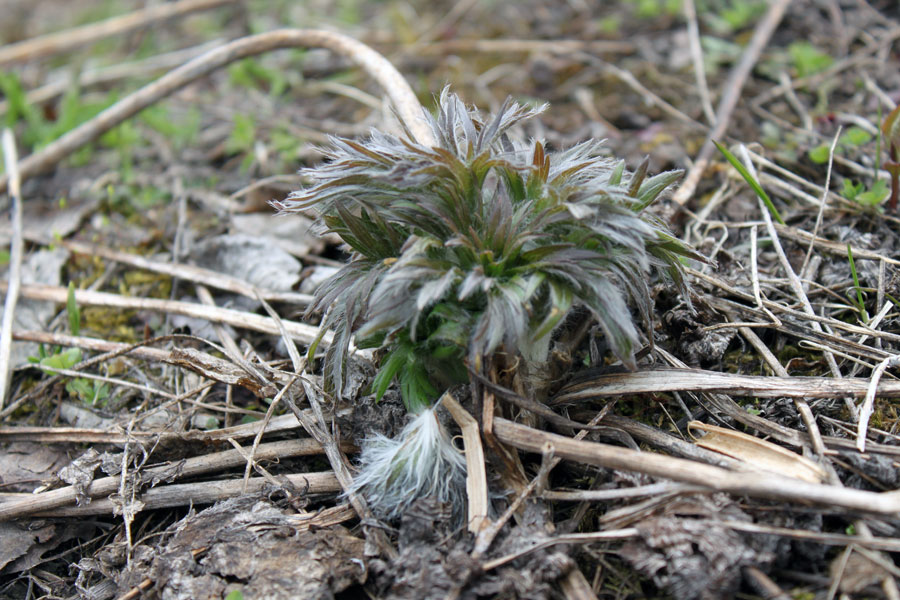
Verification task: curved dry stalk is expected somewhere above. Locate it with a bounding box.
[0,28,432,194]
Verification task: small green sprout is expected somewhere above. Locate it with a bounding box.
[715,140,784,225]
[846,243,869,323]
[788,41,834,78]
[28,283,108,406]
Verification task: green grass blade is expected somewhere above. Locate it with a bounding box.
[66,282,80,336]
[714,140,785,225]
[846,243,869,323]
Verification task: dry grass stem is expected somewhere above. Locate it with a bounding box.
[0,439,340,521]
[494,418,900,515]
[554,367,900,402]
[0,130,23,410]
[2,281,324,346]
[440,392,489,533]
[28,471,341,517]
[0,412,320,444]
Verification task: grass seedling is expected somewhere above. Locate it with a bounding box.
[846,243,869,323]
[280,90,702,517]
[28,282,109,406]
[714,140,785,225]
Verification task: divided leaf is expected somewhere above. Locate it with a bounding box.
[281,91,702,408]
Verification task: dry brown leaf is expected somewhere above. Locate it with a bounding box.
[688,421,827,483]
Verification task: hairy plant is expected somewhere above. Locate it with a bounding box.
[275,89,702,517]
[279,89,701,408]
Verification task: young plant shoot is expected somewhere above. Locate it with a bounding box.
[276,90,701,518]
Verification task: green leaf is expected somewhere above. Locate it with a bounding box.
[285,90,704,404]
[39,347,82,375]
[608,160,626,186]
[840,179,863,202]
[808,144,831,164]
[634,169,682,212]
[371,345,408,401]
[788,41,834,78]
[225,591,245,600]
[855,179,889,206]
[226,114,256,155]
[714,141,784,225]
[840,126,872,147]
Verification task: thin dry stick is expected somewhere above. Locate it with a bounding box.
[683,0,716,125]
[241,373,297,493]
[481,528,640,572]
[195,285,270,384]
[801,127,842,275]
[262,295,397,559]
[28,472,341,517]
[440,392,489,534]
[40,235,312,306]
[0,0,236,66]
[738,144,850,435]
[6,330,282,407]
[553,368,900,403]
[1,281,323,347]
[750,225,782,326]
[773,225,900,267]
[734,324,828,459]
[0,28,434,194]
[0,438,334,521]
[414,38,635,56]
[542,481,705,502]
[672,0,793,206]
[472,442,557,558]
[0,130,23,410]
[857,355,900,451]
[578,56,704,130]
[227,438,290,493]
[23,364,176,399]
[493,418,900,515]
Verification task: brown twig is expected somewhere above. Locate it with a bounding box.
[493,418,900,515]
[0,439,339,521]
[440,392,489,533]
[28,471,340,517]
[0,40,226,118]
[0,281,324,347]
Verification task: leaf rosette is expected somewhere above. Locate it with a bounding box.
[277,89,703,413]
